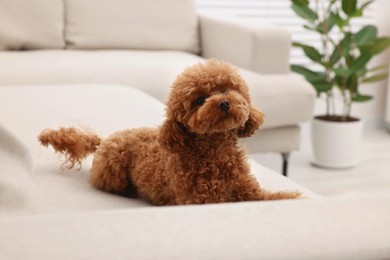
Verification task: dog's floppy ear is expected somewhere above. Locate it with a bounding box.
[158,120,190,152]
[237,107,265,138]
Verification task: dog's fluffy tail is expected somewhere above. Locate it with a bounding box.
[38,127,101,169]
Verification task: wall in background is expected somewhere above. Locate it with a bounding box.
[196,0,390,128]
[351,0,390,128]
[375,0,390,129]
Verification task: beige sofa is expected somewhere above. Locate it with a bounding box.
[2,1,390,259]
[0,0,315,175]
[1,85,389,259]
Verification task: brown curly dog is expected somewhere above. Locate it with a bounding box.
[38,59,300,205]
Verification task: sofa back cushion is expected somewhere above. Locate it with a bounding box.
[65,0,199,53]
[0,0,64,50]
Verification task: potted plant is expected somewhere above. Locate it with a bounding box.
[290,0,390,168]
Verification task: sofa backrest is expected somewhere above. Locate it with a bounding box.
[0,0,65,50]
[0,0,199,53]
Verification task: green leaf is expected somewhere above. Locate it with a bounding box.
[303,46,323,63]
[303,24,316,32]
[360,0,375,10]
[292,3,318,22]
[340,32,352,57]
[291,65,319,78]
[356,67,368,77]
[361,72,389,83]
[352,94,373,102]
[350,52,372,73]
[350,8,363,17]
[335,75,348,88]
[367,37,390,55]
[354,25,377,47]
[333,67,350,77]
[332,11,348,28]
[291,0,309,6]
[311,81,334,93]
[329,47,341,66]
[350,0,375,18]
[290,65,332,93]
[290,65,326,82]
[345,55,355,67]
[292,41,308,48]
[292,42,323,63]
[342,0,357,15]
[316,14,336,34]
[347,74,358,92]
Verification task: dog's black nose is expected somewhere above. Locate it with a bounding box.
[218,100,230,112]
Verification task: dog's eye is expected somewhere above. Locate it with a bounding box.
[196,96,206,106]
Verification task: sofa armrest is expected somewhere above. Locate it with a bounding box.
[198,14,291,74]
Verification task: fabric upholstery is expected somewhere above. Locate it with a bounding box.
[241,126,301,153]
[65,0,199,53]
[0,50,315,131]
[0,0,316,155]
[199,14,291,74]
[241,70,315,129]
[0,85,166,215]
[0,84,317,216]
[1,196,390,259]
[0,0,64,50]
[0,85,389,260]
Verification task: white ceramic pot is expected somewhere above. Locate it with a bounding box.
[311,117,363,169]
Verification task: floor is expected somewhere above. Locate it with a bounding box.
[251,125,390,198]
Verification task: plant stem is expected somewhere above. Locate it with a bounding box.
[342,90,352,121]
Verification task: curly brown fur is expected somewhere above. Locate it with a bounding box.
[38,127,101,169]
[38,59,301,205]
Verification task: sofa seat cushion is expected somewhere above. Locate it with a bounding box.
[0,84,318,215]
[241,126,301,154]
[0,0,64,50]
[65,0,199,53]
[0,84,166,215]
[0,50,314,129]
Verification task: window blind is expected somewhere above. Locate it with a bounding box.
[196,0,376,68]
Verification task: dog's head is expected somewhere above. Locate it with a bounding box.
[159,59,264,151]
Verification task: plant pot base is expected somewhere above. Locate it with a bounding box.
[310,159,357,169]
